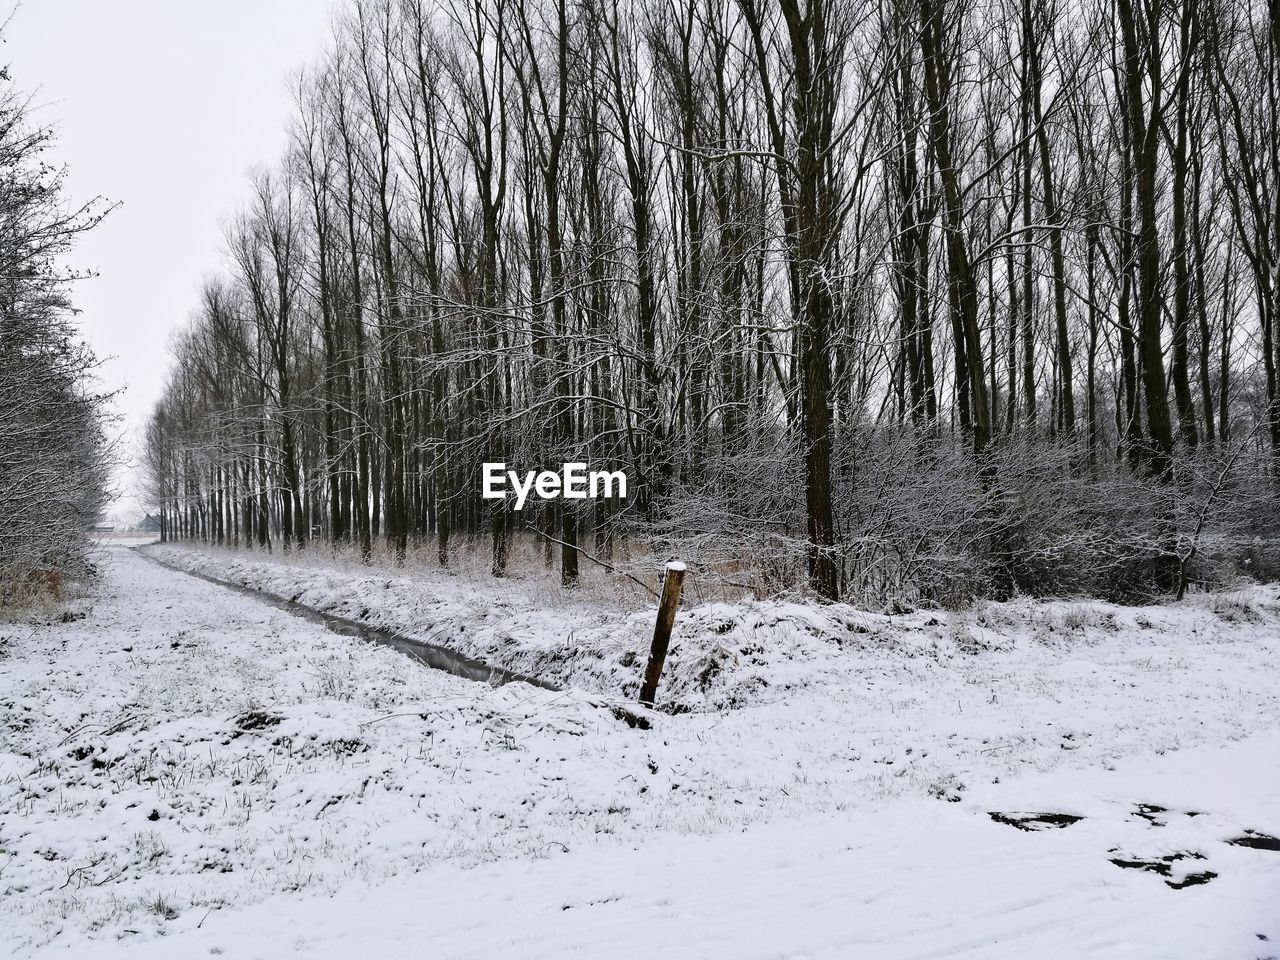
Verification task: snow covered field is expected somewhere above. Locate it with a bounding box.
[3,545,1279,957]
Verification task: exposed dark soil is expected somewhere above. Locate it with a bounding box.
[1108,851,1216,889]
[988,811,1084,831]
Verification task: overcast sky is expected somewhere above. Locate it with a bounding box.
[7,1,338,518]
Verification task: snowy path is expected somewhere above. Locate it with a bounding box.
[3,547,1280,956]
[60,735,1280,959]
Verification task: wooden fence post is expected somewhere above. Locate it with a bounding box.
[639,561,686,707]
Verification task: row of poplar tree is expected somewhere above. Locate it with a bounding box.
[145,0,1280,603]
[0,49,110,603]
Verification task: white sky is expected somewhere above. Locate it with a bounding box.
[6,1,338,518]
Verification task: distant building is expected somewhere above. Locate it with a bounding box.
[139,513,162,533]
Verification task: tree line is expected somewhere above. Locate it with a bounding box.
[145,0,1280,604]
[0,43,111,605]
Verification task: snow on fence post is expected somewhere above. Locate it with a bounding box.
[639,561,686,707]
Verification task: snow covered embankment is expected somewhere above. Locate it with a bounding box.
[145,543,1280,714]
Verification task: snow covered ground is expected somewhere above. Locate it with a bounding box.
[3,544,1279,957]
